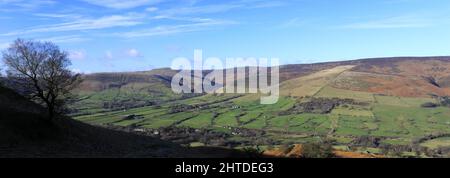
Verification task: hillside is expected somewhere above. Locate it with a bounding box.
[0,86,249,158]
[4,56,450,157]
[66,56,450,158]
[76,56,450,98]
[71,56,450,116]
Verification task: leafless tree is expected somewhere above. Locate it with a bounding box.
[2,39,81,121]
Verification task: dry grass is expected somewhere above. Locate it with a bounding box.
[333,150,384,158]
[280,65,355,97]
[262,144,384,158]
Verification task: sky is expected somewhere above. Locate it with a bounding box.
[1,0,450,73]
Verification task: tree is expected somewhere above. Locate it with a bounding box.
[302,141,334,158]
[2,39,81,121]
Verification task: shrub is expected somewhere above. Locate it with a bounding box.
[421,102,439,108]
[301,142,334,158]
[243,146,263,158]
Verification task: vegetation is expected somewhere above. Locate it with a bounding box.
[2,39,81,121]
[68,82,450,157]
[302,141,334,158]
[4,53,450,157]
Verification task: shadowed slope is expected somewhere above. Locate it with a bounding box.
[0,86,250,158]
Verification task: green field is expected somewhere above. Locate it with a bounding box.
[73,89,450,157]
[315,86,375,102]
[421,137,450,149]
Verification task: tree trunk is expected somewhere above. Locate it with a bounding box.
[47,105,55,122]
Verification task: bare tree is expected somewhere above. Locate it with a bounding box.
[1,39,81,121]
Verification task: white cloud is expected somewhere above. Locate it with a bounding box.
[70,68,82,73]
[160,4,240,16]
[158,0,286,16]
[339,15,432,29]
[102,49,142,59]
[68,50,87,60]
[114,18,236,38]
[81,0,162,9]
[40,35,90,44]
[1,13,145,36]
[33,13,83,19]
[145,7,158,12]
[0,0,56,11]
[125,49,142,57]
[71,68,91,74]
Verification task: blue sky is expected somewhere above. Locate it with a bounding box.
[1,0,450,73]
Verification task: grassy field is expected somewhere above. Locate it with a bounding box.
[280,65,354,97]
[315,86,375,102]
[374,95,435,107]
[73,86,450,156]
[72,67,450,158]
[421,137,450,149]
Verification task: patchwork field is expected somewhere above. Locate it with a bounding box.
[72,58,450,157]
[74,90,450,157]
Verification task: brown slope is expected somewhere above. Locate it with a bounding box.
[76,68,178,92]
[330,57,450,97]
[75,56,450,99]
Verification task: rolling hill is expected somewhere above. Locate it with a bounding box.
[62,56,450,157]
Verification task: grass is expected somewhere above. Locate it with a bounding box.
[74,94,450,145]
[140,112,198,128]
[179,112,214,128]
[335,115,373,136]
[269,115,292,130]
[72,80,183,115]
[72,79,450,158]
[331,106,374,117]
[280,66,354,97]
[371,105,450,138]
[374,95,435,107]
[215,110,241,127]
[315,86,375,102]
[420,137,450,149]
[287,114,330,134]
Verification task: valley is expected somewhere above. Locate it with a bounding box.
[70,57,450,157]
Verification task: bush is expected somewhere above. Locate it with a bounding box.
[351,136,381,147]
[243,146,263,158]
[439,96,450,107]
[421,102,439,108]
[301,142,334,158]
